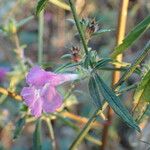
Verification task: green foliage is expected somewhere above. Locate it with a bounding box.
[89,76,102,108]
[112,15,150,58]
[13,117,25,139]
[36,0,48,15]
[92,28,114,36]
[134,70,150,102]
[94,73,140,132]
[94,58,112,70]
[33,119,42,150]
[16,16,34,28]
[145,104,150,116]
[116,40,150,86]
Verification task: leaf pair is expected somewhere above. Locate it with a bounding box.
[89,73,140,132]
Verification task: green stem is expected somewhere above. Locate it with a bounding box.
[45,118,56,150]
[69,108,102,150]
[68,0,88,55]
[55,113,102,146]
[38,10,44,65]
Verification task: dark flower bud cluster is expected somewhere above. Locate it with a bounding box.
[71,46,81,62]
[85,19,99,40]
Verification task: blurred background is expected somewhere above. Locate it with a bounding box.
[0,0,150,150]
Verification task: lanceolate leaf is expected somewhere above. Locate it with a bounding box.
[89,76,102,108]
[13,117,25,139]
[36,0,48,15]
[94,58,112,70]
[55,62,82,73]
[33,119,42,150]
[116,40,150,86]
[92,29,114,36]
[95,74,140,132]
[111,15,150,58]
[134,70,150,102]
[16,16,34,28]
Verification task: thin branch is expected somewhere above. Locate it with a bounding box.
[61,111,102,128]
[0,87,22,101]
[68,0,88,55]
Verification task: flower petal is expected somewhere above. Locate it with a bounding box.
[48,73,79,86]
[21,87,36,108]
[41,84,62,113]
[26,66,54,87]
[30,99,43,117]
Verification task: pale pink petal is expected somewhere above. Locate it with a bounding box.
[21,87,36,107]
[30,99,43,117]
[26,66,54,87]
[47,73,79,86]
[41,84,62,113]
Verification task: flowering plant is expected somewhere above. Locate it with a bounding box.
[0,0,150,150]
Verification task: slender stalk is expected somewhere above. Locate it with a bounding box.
[45,118,56,150]
[38,10,44,65]
[100,0,129,150]
[69,108,100,150]
[12,29,26,72]
[69,103,107,150]
[68,0,88,55]
[56,113,102,146]
[61,111,101,128]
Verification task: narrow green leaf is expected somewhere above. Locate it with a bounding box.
[92,28,114,36]
[134,70,150,102]
[95,74,140,132]
[141,82,150,102]
[60,54,72,59]
[116,40,150,86]
[145,104,150,116]
[89,76,102,108]
[13,117,25,139]
[16,16,34,28]
[84,55,90,68]
[36,0,48,15]
[112,15,150,58]
[33,119,42,150]
[55,62,82,73]
[94,58,112,69]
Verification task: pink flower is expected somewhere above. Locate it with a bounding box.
[21,66,78,117]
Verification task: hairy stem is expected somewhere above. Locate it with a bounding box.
[68,0,88,55]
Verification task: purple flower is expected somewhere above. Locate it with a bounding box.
[21,66,78,117]
[0,68,7,82]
